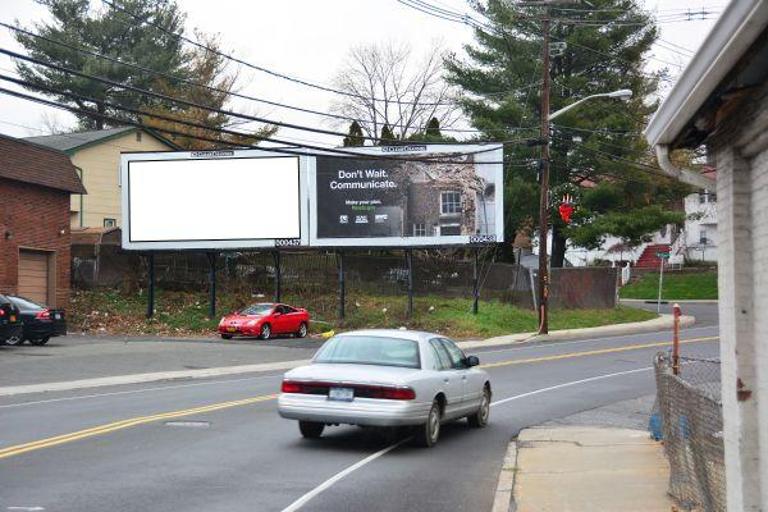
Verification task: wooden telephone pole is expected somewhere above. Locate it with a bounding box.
[537,9,551,334]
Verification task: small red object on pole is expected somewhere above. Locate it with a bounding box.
[672,303,681,375]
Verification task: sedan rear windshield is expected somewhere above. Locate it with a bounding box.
[8,296,44,311]
[314,336,421,369]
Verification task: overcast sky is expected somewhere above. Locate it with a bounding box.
[0,0,724,146]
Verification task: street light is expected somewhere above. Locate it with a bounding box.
[549,89,633,120]
[536,87,633,334]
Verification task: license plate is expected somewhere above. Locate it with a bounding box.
[54,313,61,320]
[227,327,237,333]
[328,387,354,401]
[9,315,15,322]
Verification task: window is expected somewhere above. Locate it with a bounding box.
[698,190,717,203]
[103,218,116,228]
[315,336,421,369]
[440,224,461,236]
[413,223,426,236]
[439,338,468,369]
[441,191,462,215]
[429,339,453,370]
[699,229,709,245]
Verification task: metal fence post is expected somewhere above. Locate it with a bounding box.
[406,249,414,319]
[207,252,217,318]
[672,303,681,375]
[146,253,155,319]
[472,248,479,315]
[337,251,345,322]
[273,251,282,303]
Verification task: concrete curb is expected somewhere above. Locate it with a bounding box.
[0,359,311,397]
[460,313,695,350]
[620,298,718,304]
[0,314,692,398]
[491,441,518,512]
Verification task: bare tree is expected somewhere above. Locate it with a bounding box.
[330,41,459,142]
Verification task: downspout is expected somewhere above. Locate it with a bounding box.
[655,145,716,191]
[75,166,84,228]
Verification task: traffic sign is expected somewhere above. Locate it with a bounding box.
[656,252,670,259]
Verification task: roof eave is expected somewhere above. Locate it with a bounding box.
[645,0,768,148]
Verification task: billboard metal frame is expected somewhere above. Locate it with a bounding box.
[307,144,504,248]
[120,149,311,251]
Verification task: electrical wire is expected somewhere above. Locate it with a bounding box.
[99,0,456,108]
[0,73,527,165]
[0,21,487,136]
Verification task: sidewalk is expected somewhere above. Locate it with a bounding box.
[511,426,673,512]
[492,395,674,512]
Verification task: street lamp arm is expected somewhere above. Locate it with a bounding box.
[549,89,633,120]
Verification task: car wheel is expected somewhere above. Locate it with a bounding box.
[296,322,308,338]
[468,386,491,428]
[220,334,233,340]
[299,421,324,439]
[4,335,23,346]
[416,400,441,448]
[29,336,50,346]
[259,323,271,340]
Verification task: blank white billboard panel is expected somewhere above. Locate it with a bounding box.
[123,153,305,250]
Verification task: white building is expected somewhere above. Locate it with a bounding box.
[677,187,718,263]
[646,1,768,508]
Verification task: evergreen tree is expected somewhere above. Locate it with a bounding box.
[342,120,365,147]
[445,0,687,263]
[379,124,396,145]
[425,117,441,137]
[14,0,188,130]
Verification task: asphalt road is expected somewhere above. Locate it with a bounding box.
[0,323,720,512]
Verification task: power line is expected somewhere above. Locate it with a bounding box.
[0,72,527,164]
[0,20,489,136]
[99,0,456,108]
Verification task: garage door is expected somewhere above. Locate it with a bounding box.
[18,250,50,304]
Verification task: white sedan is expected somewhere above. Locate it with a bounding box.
[277,329,491,447]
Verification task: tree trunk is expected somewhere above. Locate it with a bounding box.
[551,223,567,268]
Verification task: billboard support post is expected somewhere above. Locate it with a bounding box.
[273,251,282,303]
[146,253,155,319]
[473,248,480,315]
[337,251,345,322]
[207,252,217,318]
[406,249,414,319]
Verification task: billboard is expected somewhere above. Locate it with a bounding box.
[121,150,310,250]
[120,144,502,251]
[309,144,503,247]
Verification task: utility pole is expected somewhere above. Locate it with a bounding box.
[537,9,551,334]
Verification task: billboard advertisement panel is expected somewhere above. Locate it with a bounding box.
[121,150,309,250]
[309,144,503,247]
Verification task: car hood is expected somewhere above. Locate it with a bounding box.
[284,363,420,386]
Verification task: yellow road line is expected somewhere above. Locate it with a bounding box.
[480,336,719,369]
[0,394,276,460]
[0,334,720,460]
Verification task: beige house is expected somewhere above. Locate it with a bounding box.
[25,127,176,229]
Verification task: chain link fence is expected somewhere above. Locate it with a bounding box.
[654,352,724,511]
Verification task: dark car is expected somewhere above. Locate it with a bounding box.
[0,294,23,346]
[7,296,67,345]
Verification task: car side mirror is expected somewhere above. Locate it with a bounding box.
[465,355,480,367]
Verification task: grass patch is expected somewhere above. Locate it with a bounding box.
[70,289,656,339]
[620,271,718,300]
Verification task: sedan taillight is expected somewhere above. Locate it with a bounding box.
[35,309,51,320]
[281,380,415,400]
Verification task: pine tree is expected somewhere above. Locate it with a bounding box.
[425,117,441,137]
[445,0,688,263]
[14,0,189,130]
[379,124,396,145]
[342,120,365,147]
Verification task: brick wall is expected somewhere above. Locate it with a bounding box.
[0,179,72,309]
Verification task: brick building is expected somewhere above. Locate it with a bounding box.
[645,1,768,508]
[0,134,86,308]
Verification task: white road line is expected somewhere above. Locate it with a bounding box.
[490,366,652,407]
[281,365,655,511]
[477,325,718,355]
[280,437,412,512]
[0,374,280,410]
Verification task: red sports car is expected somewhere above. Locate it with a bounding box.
[218,303,310,340]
